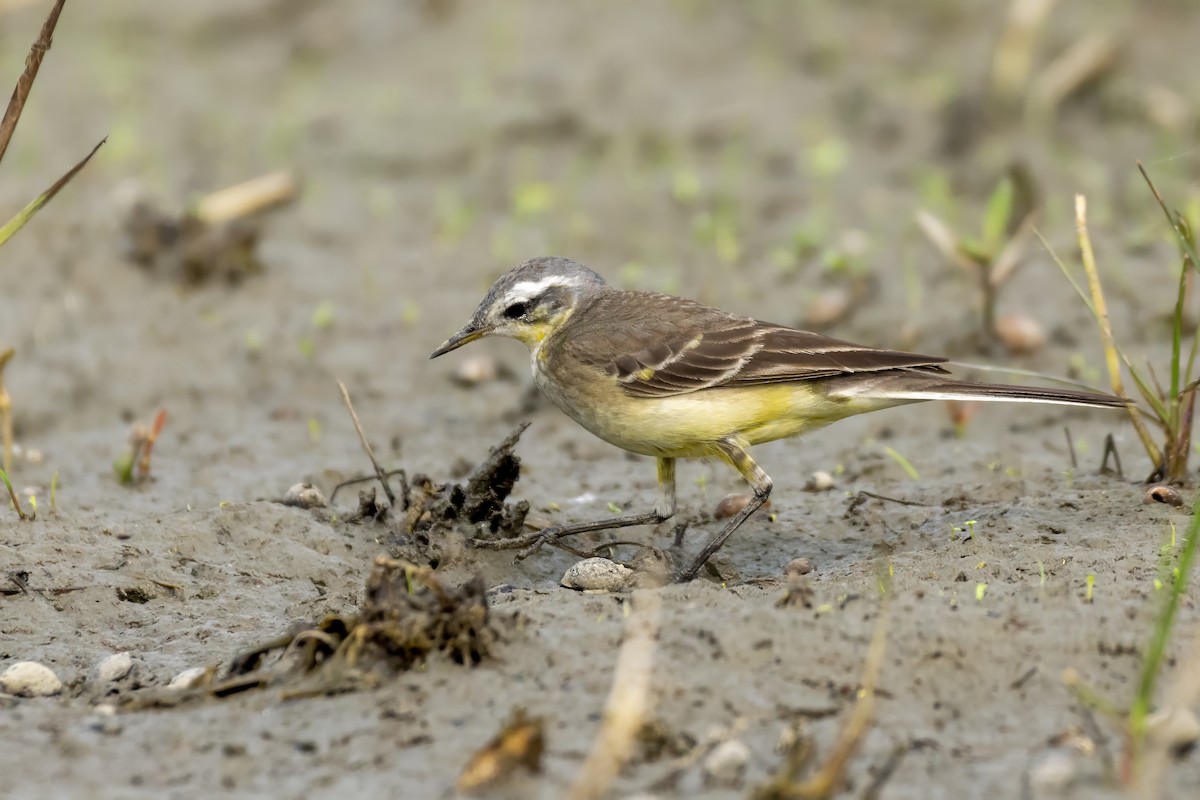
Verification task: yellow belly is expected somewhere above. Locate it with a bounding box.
[538,372,892,459]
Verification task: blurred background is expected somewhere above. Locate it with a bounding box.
[3,4,1200,796]
[0,0,1197,498]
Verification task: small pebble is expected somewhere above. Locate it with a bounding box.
[283,482,327,509]
[169,667,208,690]
[1147,707,1200,753]
[995,314,1047,355]
[785,558,812,577]
[97,652,133,683]
[703,739,751,787]
[805,471,835,491]
[1028,749,1078,793]
[714,493,769,520]
[804,288,852,329]
[452,355,502,387]
[0,661,63,697]
[561,558,632,592]
[1143,484,1184,507]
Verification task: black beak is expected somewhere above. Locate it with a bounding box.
[430,322,488,359]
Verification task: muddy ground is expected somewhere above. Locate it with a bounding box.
[2,1,1200,798]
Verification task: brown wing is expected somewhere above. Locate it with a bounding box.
[565,293,948,400]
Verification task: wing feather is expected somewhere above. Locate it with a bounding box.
[584,297,946,399]
[555,290,947,400]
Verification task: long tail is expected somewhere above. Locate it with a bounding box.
[867,379,1128,408]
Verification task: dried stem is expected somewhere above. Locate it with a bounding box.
[567,590,660,800]
[0,0,65,166]
[1074,195,1163,468]
[781,604,890,798]
[336,380,396,509]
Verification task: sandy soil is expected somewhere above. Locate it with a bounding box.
[2,1,1199,798]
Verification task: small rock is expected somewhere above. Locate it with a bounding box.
[785,558,812,577]
[452,355,502,387]
[87,712,124,736]
[995,314,1047,355]
[283,482,327,509]
[713,494,769,520]
[0,661,62,697]
[703,739,751,787]
[805,470,835,491]
[1147,707,1200,754]
[1143,484,1184,507]
[804,288,852,329]
[93,703,117,717]
[168,667,208,690]
[561,558,632,592]
[97,652,133,683]
[1029,748,1078,793]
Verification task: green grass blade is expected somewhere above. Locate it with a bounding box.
[1129,501,1200,759]
[0,466,28,521]
[1171,251,1186,401]
[1038,228,1099,317]
[1138,162,1200,276]
[883,446,919,480]
[982,176,1014,255]
[0,136,104,247]
[1123,354,1171,424]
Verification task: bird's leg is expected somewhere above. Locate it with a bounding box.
[675,438,773,582]
[469,457,677,556]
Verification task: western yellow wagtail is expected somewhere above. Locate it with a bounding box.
[431,256,1124,581]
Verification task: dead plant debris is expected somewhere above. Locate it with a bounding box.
[113,409,167,485]
[456,709,545,794]
[392,423,530,554]
[121,172,297,285]
[121,556,494,710]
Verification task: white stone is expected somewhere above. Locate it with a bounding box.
[284,482,327,509]
[97,652,134,682]
[168,667,208,690]
[453,355,501,387]
[1029,749,1078,793]
[703,739,751,787]
[807,471,835,491]
[560,558,632,592]
[0,661,62,697]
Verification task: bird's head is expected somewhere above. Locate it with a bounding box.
[431,256,607,358]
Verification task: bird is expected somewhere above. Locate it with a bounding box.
[431,256,1126,582]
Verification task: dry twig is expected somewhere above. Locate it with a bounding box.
[568,591,661,800]
[0,0,65,165]
[336,379,396,508]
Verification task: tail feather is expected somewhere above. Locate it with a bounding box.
[870,380,1127,409]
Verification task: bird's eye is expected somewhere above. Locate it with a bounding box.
[503,301,529,319]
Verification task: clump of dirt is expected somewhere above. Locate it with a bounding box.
[123,556,494,709]
[385,423,532,565]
